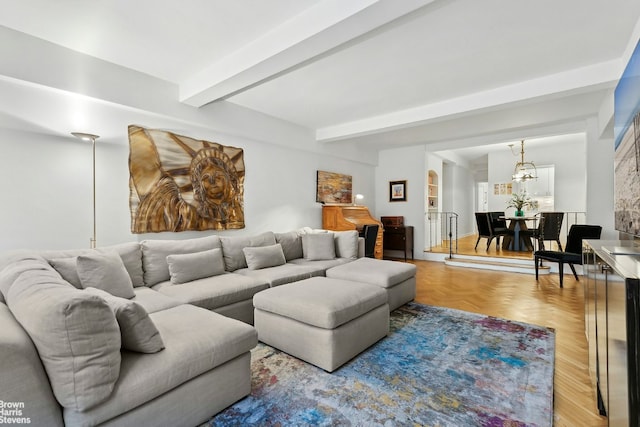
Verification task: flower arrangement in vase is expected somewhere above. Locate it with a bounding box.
[507,191,535,216]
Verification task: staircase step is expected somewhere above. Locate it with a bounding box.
[444,255,550,275]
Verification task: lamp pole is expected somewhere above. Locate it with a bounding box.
[71,132,100,248]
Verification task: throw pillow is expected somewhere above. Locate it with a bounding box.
[333,230,359,259]
[77,251,136,299]
[140,235,222,286]
[98,242,145,287]
[49,257,82,288]
[243,244,287,270]
[84,288,164,353]
[301,233,336,261]
[220,231,277,271]
[166,248,226,284]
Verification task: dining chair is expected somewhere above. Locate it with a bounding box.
[474,212,492,250]
[362,224,379,258]
[534,224,602,287]
[523,212,564,251]
[475,212,512,250]
[488,212,511,236]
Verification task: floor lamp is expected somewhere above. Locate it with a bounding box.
[71,132,100,248]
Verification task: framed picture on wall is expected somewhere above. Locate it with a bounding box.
[316,170,353,204]
[614,38,640,237]
[389,180,407,202]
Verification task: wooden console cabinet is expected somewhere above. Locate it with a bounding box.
[322,205,383,259]
[380,216,413,261]
[583,240,640,426]
[383,226,414,261]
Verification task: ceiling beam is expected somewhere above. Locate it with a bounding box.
[179,0,435,107]
[316,60,622,143]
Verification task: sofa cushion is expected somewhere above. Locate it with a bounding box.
[6,264,121,412]
[235,263,325,287]
[166,248,226,284]
[243,244,286,270]
[0,249,32,274]
[132,287,183,314]
[0,303,64,426]
[288,257,352,271]
[39,242,145,288]
[152,273,269,310]
[141,235,221,286]
[274,230,304,261]
[0,255,49,302]
[102,242,145,288]
[77,251,136,299]
[85,287,165,353]
[219,231,276,271]
[301,233,336,261]
[253,276,388,329]
[49,257,82,288]
[62,304,258,427]
[326,257,417,288]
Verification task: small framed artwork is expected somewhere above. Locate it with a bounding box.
[389,180,407,202]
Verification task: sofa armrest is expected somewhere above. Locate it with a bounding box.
[357,237,365,258]
[0,303,63,426]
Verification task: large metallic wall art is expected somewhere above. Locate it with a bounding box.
[129,125,245,233]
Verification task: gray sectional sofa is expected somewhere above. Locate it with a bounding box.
[0,228,367,426]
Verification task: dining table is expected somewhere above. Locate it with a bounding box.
[500,215,538,251]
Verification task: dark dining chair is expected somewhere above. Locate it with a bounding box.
[523,212,565,251]
[475,212,512,250]
[488,211,511,236]
[534,224,602,287]
[362,224,379,258]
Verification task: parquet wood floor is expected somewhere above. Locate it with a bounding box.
[429,233,563,260]
[411,255,607,426]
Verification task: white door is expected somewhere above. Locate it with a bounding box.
[477,182,488,211]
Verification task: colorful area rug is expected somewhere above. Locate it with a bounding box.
[208,303,555,426]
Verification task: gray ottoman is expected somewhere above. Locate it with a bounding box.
[326,257,416,311]
[253,276,389,372]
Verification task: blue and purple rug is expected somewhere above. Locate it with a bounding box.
[208,303,555,426]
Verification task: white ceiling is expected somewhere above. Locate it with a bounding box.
[1,0,639,157]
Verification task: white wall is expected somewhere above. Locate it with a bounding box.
[0,125,376,251]
[487,137,587,215]
[0,130,126,251]
[442,163,454,213]
[424,153,444,251]
[443,163,475,236]
[427,150,475,238]
[1,22,629,252]
[587,116,617,239]
[375,145,426,258]
[0,29,382,252]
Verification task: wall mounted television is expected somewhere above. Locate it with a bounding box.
[614,38,640,237]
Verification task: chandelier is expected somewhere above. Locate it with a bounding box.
[511,140,537,182]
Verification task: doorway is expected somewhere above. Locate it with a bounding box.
[476,182,488,211]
